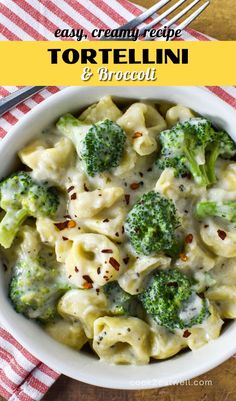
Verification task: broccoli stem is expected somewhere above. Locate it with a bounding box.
[206,144,220,184]
[195,201,236,222]
[0,208,28,248]
[184,147,210,186]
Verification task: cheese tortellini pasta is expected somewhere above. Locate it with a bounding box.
[3,96,236,366]
[93,316,151,364]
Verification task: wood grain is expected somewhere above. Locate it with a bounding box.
[133,0,236,40]
[41,357,236,401]
[0,2,235,401]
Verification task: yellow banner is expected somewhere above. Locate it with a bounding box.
[0,41,235,85]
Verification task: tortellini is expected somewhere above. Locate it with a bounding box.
[200,219,236,257]
[155,168,205,224]
[148,318,186,359]
[178,304,223,350]
[117,103,166,156]
[82,205,126,242]
[18,137,74,185]
[176,236,216,274]
[166,104,195,126]
[118,254,170,295]
[205,258,236,318]
[79,95,122,124]
[93,316,151,364]
[56,233,123,287]
[36,217,84,246]
[215,162,236,191]
[45,319,87,350]
[113,145,137,177]
[68,187,124,219]
[58,289,108,338]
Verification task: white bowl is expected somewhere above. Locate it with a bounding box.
[0,86,236,389]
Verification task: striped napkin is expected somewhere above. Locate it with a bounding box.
[0,1,236,400]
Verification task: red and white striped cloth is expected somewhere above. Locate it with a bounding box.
[0,1,236,400]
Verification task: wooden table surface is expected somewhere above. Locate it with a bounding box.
[1,1,235,401]
[134,0,236,40]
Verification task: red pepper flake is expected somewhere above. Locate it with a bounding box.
[67,185,75,193]
[130,182,140,190]
[185,234,193,244]
[83,275,93,288]
[64,214,71,219]
[217,229,227,240]
[83,282,93,289]
[179,253,188,262]
[183,330,191,338]
[125,194,130,205]
[83,183,89,192]
[132,131,143,139]
[97,267,101,275]
[70,192,77,200]
[109,257,120,271]
[54,221,69,231]
[101,249,113,253]
[123,257,130,265]
[67,220,76,228]
[62,236,69,241]
[103,218,110,223]
[75,266,79,273]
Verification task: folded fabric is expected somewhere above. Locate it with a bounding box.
[0,1,235,401]
[0,327,60,401]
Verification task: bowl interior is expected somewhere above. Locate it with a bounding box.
[0,86,236,389]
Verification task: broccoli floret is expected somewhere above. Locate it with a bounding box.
[139,269,209,330]
[157,118,215,186]
[57,114,126,176]
[9,254,69,322]
[104,281,134,315]
[195,200,236,224]
[206,130,236,183]
[124,191,181,256]
[81,119,126,176]
[0,172,59,248]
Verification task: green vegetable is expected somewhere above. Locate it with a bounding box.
[124,191,181,256]
[157,118,215,186]
[104,281,134,315]
[139,269,209,330]
[80,119,126,176]
[206,130,236,183]
[157,118,236,186]
[57,114,126,176]
[9,253,70,322]
[195,200,236,224]
[0,172,59,248]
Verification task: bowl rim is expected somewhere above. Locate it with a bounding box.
[0,86,236,390]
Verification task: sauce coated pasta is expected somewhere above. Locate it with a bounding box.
[2,95,236,365]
